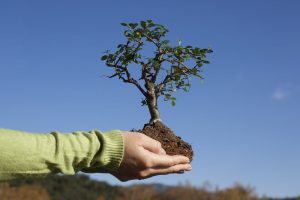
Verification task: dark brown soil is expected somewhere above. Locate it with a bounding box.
[140,121,193,161]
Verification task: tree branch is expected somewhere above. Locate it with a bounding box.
[139,31,160,48]
[155,58,186,95]
[120,75,147,97]
[151,48,164,83]
[107,63,147,97]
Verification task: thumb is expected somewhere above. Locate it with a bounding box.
[139,134,166,155]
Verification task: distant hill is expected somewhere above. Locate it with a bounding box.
[0,175,299,200]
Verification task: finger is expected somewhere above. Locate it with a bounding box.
[138,134,166,155]
[152,164,192,174]
[140,164,192,179]
[150,154,190,167]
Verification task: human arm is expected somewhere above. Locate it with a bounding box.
[0,128,191,182]
[0,128,123,181]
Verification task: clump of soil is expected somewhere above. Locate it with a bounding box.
[140,121,193,161]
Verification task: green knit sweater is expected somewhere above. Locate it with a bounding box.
[0,128,124,181]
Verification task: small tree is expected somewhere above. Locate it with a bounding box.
[101,20,212,124]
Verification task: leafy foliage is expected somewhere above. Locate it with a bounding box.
[101,20,212,112]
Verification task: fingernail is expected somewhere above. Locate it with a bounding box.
[186,165,192,171]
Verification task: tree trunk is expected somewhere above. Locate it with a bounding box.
[145,81,161,124]
[147,95,161,124]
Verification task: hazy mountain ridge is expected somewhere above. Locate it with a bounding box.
[0,175,299,200]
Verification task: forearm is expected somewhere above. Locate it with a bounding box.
[0,128,124,181]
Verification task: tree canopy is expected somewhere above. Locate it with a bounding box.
[101,20,213,122]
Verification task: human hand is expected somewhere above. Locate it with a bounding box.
[112,132,192,182]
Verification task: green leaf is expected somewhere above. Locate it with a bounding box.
[161,40,170,45]
[101,55,107,60]
[129,23,138,29]
[193,48,200,54]
[124,30,129,36]
[141,21,147,29]
[200,49,208,54]
[133,31,142,39]
[171,101,176,106]
[120,22,127,27]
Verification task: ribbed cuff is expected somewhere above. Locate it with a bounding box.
[89,130,124,172]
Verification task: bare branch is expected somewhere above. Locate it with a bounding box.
[108,73,119,78]
[106,63,126,70]
[120,75,147,97]
[106,59,147,97]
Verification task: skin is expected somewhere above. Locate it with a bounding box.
[112,132,192,181]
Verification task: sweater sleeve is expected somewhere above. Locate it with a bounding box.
[0,128,124,181]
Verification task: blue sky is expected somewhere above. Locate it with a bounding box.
[1,0,300,197]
